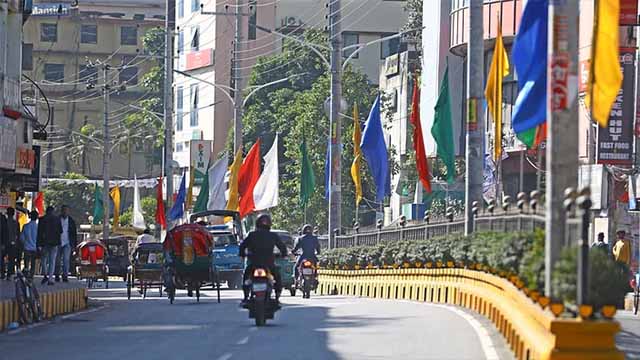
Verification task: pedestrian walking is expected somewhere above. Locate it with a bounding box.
[591,232,608,254]
[5,207,20,279]
[612,229,632,267]
[37,206,62,285]
[55,205,77,282]
[20,211,39,277]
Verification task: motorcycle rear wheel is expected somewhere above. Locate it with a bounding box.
[254,299,266,326]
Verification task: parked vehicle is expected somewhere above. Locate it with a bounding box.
[272,230,296,295]
[75,239,109,288]
[244,266,280,326]
[105,236,131,281]
[127,242,164,299]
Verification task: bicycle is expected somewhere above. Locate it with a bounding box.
[14,269,43,325]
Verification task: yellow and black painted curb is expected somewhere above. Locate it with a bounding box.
[0,287,88,332]
[318,269,623,360]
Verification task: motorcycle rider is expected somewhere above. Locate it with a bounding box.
[292,224,321,280]
[239,214,288,306]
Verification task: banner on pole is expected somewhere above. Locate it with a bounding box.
[190,140,212,186]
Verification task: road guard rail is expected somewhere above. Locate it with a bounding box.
[0,286,88,331]
[318,268,622,360]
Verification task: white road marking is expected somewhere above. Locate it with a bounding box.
[216,352,233,360]
[236,336,249,345]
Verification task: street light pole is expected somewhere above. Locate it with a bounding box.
[164,0,175,219]
[465,0,484,236]
[102,64,111,242]
[328,0,343,245]
[233,0,244,154]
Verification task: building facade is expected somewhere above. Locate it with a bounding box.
[23,0,165,179]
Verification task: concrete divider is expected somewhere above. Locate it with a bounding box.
[0,287,87,332]
[319,268,623,360]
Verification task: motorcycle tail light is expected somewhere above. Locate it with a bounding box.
[253,268,268,277]
[303,260,313,267]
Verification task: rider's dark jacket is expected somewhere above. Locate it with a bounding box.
[292,234,321,262]
[239,229,288,266]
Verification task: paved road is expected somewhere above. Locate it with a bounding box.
[616,311,640,359]
[0,282,513,360]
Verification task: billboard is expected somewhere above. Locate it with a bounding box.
[597,48,635,165]
[190,140,212,185]
[31,3,71,16]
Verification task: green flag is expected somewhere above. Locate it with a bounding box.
[193,165,210,213]
[300,138,316,208]
[431,67,456,184]
[92,184,103,225]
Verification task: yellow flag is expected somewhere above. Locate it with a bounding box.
[225,149,243,212]
[351,104,363,206]
[587,0,622,127]
[186,166,196,209]
[485,24,509,161]
[18,212,27,231]
[109,185,121,227]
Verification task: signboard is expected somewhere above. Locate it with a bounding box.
[579,59,590,94]
[185,49,214,71]
[597,48,635,165]
[32,3,71,16]
[6,145,41,192]
[0,117,17,170]
[190,140,211,185]
[384,53,399,77]
[620,0,639,25]
[578,164,608,210]
[15,147,35,175]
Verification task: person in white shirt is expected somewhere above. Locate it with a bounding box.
[135,228,155,248]
[56,205,77,282]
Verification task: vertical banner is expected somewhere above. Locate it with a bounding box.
[597,48,635,165]
[189,140,212,185]
[619,0,639,26]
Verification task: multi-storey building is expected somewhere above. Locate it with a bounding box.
[23,0,165,179]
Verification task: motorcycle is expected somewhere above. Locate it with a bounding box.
[245,267,280,326]
[296,259,318,299]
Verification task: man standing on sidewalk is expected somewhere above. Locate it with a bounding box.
[613,229,632,267]
[55,205,77,282]
[37,206,62,285]
[20,211,38,277]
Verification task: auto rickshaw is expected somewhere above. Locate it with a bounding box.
[127,242,164,299]
[164,222,221,304]
[75,239,109,288]
[273,230,296,296]
[105,236,131,281]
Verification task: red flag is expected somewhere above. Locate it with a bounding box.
[238,139,262,217]
[410,76,432,193]
[156,177,167,229]
[34,192,44,216]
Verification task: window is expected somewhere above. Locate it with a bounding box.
[119,57,138,85]
[190,26,199,51]
[178,30,184,54]
[178,0,184,18]
[191,0,200,12]
[81,24,97,44]
[248,0,257,40]
[176,142,184,152]
[343,32,359,59]
[40,23,57,42]
[79,65,98,83]
[380,33,406,59]
[44,63,64,82]
[190,84,198,127]
[120,26,138,46]
[176,86,184,131]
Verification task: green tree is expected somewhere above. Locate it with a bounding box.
[241,30,379,233]
[43,172,94,222]
[119,196,157,227]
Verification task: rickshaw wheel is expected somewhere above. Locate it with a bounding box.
[105,276,109,289]
[143,283,148,299]
[168,287,175,304]
[126,278,132,300]
[159,285,163,297]
[87,278,93,289]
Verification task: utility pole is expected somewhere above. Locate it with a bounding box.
[102,64,111,242]
[464,0,484,236]
[328,0,342,246]
[233,0,244,153]
[545,1,579,296]
[164,0,175,218]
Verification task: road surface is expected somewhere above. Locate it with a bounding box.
[0,282,514,360]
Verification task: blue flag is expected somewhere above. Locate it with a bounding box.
[169,171,187,221]
[511,0,548,138]
[360,95,390,202]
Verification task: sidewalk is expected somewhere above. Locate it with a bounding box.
[616,311,640,359]
[0,276,84,301]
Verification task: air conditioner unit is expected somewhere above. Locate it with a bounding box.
[282,16,299,27]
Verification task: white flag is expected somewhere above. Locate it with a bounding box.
[207,154,229,211]
[253,135,279,211]
[133,174,146,229]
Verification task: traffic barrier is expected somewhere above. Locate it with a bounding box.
[319,269,623,360]
[0,287,88,332]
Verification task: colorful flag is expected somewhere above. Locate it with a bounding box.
[169,172,186,221]
[133,175,146,229]
[186,166,196,210]
[155,177,167,229]
[92,184,103,225]
[432,67,456,184]
[109,185,121,227]
[410,75,432,192]
[512,0,548,147]
[300,137,316,208]
[360,95,390,202]
[351,104,364,206]
[254,135,279,211]
[226,149,243,213]
[33,192,44,217]
[193,164,210,213]
[485,24,510,161]
[207,155,230,211]
[587,0,622,127]
[238,140,262,217]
